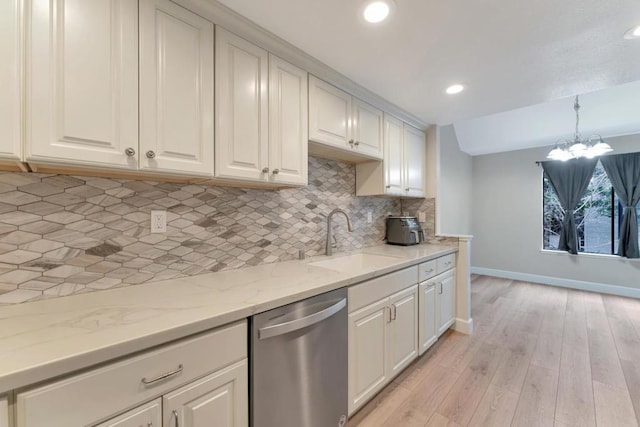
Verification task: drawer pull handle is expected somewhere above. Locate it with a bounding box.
[172,410,179,427]
[424,268,434,273]
[141,364,183,385]
[391,304,397,320]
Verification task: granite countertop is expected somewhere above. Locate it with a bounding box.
[0,243,456,393]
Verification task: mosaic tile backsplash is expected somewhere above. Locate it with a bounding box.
[0,156,452,305]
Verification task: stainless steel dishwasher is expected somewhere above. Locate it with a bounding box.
[251,287,348,427]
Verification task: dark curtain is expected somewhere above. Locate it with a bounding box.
[600,152,640,258]
[542,158,598,254]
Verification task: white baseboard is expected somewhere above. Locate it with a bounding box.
[471,267,640,299]
[454,317,474,335]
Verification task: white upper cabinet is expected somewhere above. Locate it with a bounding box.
[309,76,383,161]
[351,98,383,158]
[308,76,352,149]
[403,124,427,197]
[356,116,427,198]
[26,0,138,168]
[139,0,214,176]
[215,27,269,181]
[268,54,308,186]
[0,0,22,162]
[383,114,404,196]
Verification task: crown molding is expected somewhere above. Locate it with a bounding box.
[173,0,429,130]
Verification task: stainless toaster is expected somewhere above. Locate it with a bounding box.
[385,216,425,246]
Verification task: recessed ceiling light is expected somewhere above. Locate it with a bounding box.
[624,24,640,39]
[363,1,392,23]
[446,84,465,95]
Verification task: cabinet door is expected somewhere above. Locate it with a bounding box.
[383,114,404,195]
[403,124,426,197]
[308,76,352,149]
[352,98,383,159]
[348,298,389,415]
[437,269,456,336]
[0,0,22,161]
[215,28,269,181]
[94,399,161,427]
[26,0,138,168]
[139,0,214,176]
[163,360,248,427]
[268,54,308,186]
[1,395,8,427]
[419,282,437,355]
[388,285,418,377]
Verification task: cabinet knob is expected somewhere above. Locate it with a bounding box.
[385,185,391,189]
[262,167,269,173]
[146,150,156,159]
[124,147,136,157]
[349,139,354,146]
[405,188,410,192]
[354,141,360,146]
[272,169,280,175]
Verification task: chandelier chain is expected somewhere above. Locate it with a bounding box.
[574,95,580,141]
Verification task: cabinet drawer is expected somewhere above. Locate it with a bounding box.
[16,321,246,427]
[418,260,437,282]
[348,266,418,312]
[436,254,455,274]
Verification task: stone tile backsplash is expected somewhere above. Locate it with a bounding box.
[0,156,454,305]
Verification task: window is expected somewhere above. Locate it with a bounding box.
[543,162,640,254]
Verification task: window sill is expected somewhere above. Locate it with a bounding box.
[540,249,640,262]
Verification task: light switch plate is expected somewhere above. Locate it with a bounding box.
[418,212,426,222]
[151,210,167,233]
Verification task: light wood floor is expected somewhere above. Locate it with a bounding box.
[349,275,640,427]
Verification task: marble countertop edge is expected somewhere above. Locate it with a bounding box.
[0,243,457,393]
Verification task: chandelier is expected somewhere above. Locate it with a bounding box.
[546,95,613,161]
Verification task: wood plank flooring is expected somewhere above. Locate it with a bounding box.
[348,275,640,427]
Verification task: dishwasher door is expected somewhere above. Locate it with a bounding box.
[251,287,348,427]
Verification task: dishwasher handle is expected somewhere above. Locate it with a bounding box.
[258,298,347,339]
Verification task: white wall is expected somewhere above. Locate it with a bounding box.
[436,125,473,235]
[471,133,640,292]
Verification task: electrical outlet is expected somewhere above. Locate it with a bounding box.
[418,212,426,222]
[367,212,373,223]
[151,210,167,233]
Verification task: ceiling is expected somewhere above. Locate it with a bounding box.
[453,80,640,155]
[216,0,640,125]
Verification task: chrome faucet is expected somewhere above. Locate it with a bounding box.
[326,208,354,256]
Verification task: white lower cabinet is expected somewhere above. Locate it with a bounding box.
[348,298,389,414]
[347,267,419,415]
[418,281,437,355]
[95,399,162,427]
[16,321,247,427]
[437,269,456,336]
[164,360,248,427]
[1,395,8,427]
[388,286,419,377]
